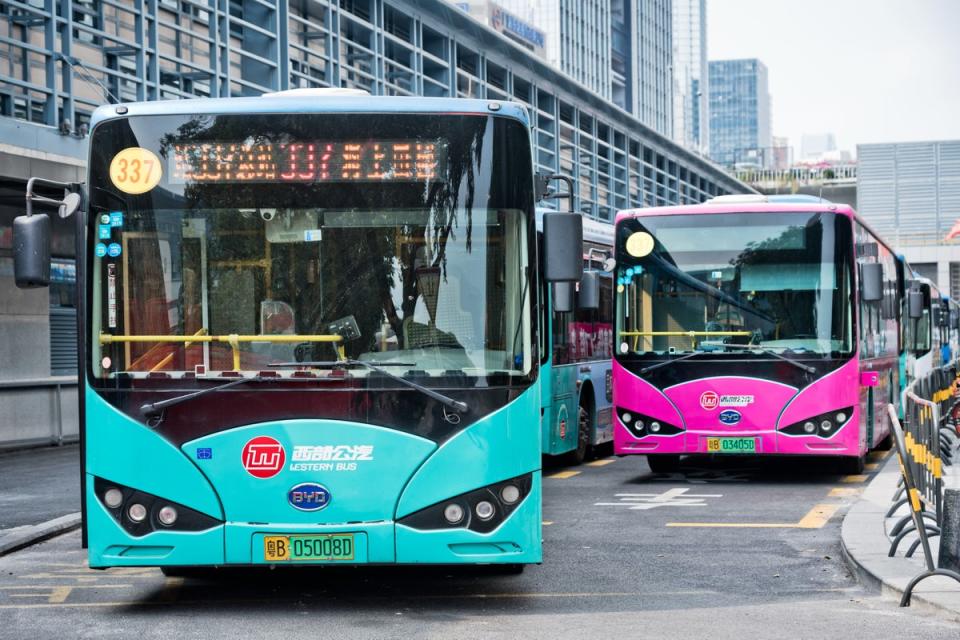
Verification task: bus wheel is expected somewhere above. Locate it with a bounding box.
[160,566,207,579]
[563,406,591,466]
[875,432,894,451]
[493,563,525,575]
[647,455,680,473]
[838,455,865,474]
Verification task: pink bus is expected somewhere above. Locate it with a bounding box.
[612,195,901,474]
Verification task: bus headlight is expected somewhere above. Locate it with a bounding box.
[127,503,147,523]
[104,487,124,509]
[780,407,855,439]
[443,503,465,524]
[399,473,533,534]
[475,501,496,521]
[500,484,521,505]
[94,477,221,537]
[157,505,179,526]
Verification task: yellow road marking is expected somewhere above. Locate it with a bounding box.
[868,450,892,461]
[548,470,580,479]
[542,521,554,526]
[796,504,839,528]
[668,503,839,529]
[666,522,799,528]
[828,487,861,497]
[586,459,615,467]
[864,463,880,471]
[841,475,868,483]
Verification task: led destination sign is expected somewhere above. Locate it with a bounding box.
[169,140,447,183]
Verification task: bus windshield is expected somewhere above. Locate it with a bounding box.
[87,113,534,386]
[615,211,854,358]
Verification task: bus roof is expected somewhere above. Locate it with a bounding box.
[615,201,854,224]
[615,200,902,260]
[89,95,530,129]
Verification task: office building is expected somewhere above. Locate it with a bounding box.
[801,133,837,161]
[671,0,707,152]
[465,0,674,136]
[858,140,960,296]
[708,58,772,168]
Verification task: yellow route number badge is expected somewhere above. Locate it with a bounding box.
[110,147,162,194]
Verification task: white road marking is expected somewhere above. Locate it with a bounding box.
[595,487,722,510]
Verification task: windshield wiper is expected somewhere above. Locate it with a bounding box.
[640,350,714,375]
[717,344,816,374]
[140,375,278,418]
[270,360,469,413]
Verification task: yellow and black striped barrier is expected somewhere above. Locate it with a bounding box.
[886,404,960,606]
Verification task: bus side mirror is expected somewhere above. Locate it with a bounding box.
[13,213,51,289]
[579,271,600,310]
[861,263,883,303]
[552,282,574,313]
[543,212,583,282]
[909,290,924,319]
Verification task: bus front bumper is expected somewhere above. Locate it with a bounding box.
[86,473,542,568]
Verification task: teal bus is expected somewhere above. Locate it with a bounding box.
[539,214,615,464]
[13,91,583,572]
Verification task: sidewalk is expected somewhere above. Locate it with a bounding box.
[841,455,960,621]
[0,444,81,554]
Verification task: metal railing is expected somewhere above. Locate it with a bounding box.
[885,364,960,605]
[0,377,78,448]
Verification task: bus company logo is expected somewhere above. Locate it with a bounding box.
[700,391,719,410]
[287,483,331,511]
[719,395,754,407]
[291,445,374,462]
[241,436,286,478]
[719,410,742,425]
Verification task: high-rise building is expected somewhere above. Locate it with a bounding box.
[461,0,673,137]
[801,133,837,160]
[708,58,772,168]
[771,136,793,171]
[858,141,960,298]
[634,0,674,136]
[465,0,612,101]
[671,0,707,152]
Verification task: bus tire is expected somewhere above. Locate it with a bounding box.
[494,563,525,575]
[647,455,681,473]
[160,566,206,578]
[875,432,894,451]
[562,405,591,466]
[839,455,865,475]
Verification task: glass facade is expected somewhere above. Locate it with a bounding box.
[671,0,707,153]
[0,0,743,220]
[708,58,772,169]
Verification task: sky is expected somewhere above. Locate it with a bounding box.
[707,0,960,156]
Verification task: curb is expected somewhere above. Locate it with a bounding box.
[840,457,960,622]
[0,513,82,557]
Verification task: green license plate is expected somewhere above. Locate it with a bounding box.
[264,534,355,562]
[706,437,757,453]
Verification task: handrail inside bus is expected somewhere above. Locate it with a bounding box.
[100,332,345,371]
[618,330,753,351]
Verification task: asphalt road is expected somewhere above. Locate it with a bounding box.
[0,446,80,530]
[2,450,958,638]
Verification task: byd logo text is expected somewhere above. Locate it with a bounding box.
[700,391,719,410]
[242,436,285,479]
